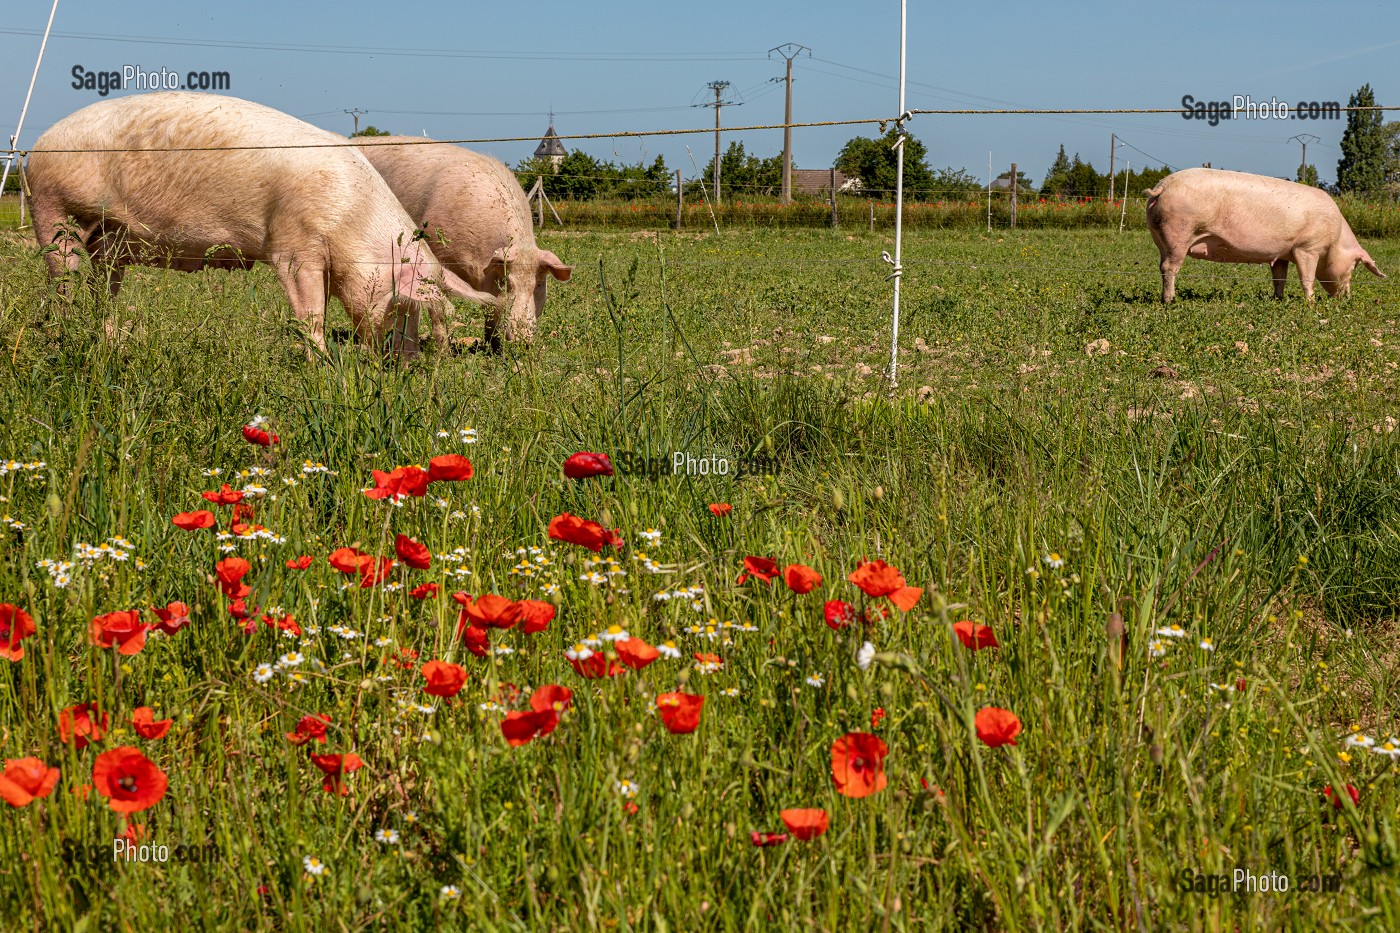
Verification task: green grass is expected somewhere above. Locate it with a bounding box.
[0,224,1398,930]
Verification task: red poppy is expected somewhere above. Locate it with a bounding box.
[563,452,614,479]
[530,684,573,713]
[363,465,430,500]
[426,454,474,483]
[358,556,395,588]
[823,600,856,630]
[214,556,251,597]
[285,555,314,570]
[171,510,216,531]
[309,753,364,796]
[737,556,780,586]
[393,534,432,570]
[750,831,788,847]
[848,559,922,611]
[261,613,301,637]
[953,620,999,651]
[1324,784,1360,810]
[391,647,420,670]
[0,604,37,660]
[1236,677,1248,693]
[656,692,704,734]
[58,703,108,750]
[120,820,146,845]
[410,582,440,600]
[616,637,660,671]
[708,503,732,517]
[783,564,822,594]
[200,484,244,506]
[90,610,148,655]
[0,758,60,808]
[780,808,829,841]
[830,732,888,798]
[327,547,374,575]
[286,713,332,746]
[460,593,521,629]
[421,660,467,697]
[516,599,556,634]
[974,707,1022,748]
[150,601,190,636]
[131,707,173,740]
[456,618,490,657]
[871,707,886,730]
[241,424,279,447]
[92,746,168,813]
[568,652,624,679]
[693,652,723,670]
[500,709,560,746]
[546,513,609,552]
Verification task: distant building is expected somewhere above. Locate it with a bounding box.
[533,116,567,171]
[791,168,858,197]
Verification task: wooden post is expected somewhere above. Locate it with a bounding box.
[18,174,25,228]
[1108,133,1115,202]
[675,169,683,230]
[1009,162,1018,230]
[869,200,874,232]
[829,168,838,228]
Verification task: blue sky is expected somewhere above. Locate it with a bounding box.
[2,0,1395,187]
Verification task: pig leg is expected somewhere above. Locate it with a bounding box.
[272,257,329,357]
[31,204,85,298]
[1270,259,1288,299]
[1159,247,1186,304]
[1294,252,1319,302]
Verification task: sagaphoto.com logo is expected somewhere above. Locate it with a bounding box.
[72,65,231,97]
[1180,94,1342,126]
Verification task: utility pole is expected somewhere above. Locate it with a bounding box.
[1108,133,1116,201]
[345,109,367,135]
[770,43,810,205]
[1289,133,1320,184]
[698,81,739,204]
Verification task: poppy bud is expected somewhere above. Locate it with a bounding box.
[873,485,884,501]
[46,493,62,517]
[832,488,844,511]
[599,507,613,529]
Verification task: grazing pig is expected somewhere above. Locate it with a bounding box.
[1145,167,1384,302]
[26,92,498,356]
[357,137,571,349]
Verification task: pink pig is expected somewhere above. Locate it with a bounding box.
[1146,167,1384,302]
[26,92,497,356]
[358,138,571,349]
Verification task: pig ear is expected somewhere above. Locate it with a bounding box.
[1361,252,1386,279]
[438,268,500,307]
[538,249,573,282]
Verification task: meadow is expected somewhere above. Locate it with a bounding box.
[0,221,1397,931]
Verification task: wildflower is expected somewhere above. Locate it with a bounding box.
[616,637,660,671]
[286,714,332,746]
[975,707,1022,748]
[952,620,998,651]
[848,559,922,611]
[615,778,640,798]
[693,652,723,674]
[57,703,108,750]
[855,641,877,671]
[364,465,431,501]
[750,831,788,847]
[90,610,149,656]
[1323,784,1359,810]
[421,661,467,698]
[391,534,432,570]
[1344,733,1375,749]
[427,454,474,483]
[824,600,857,630]
[656,692,704,734]
[1155,625,1187,639]
[285,555,314,570]
[0,758,60,808]
[780,808,829,841]
[721,687,740,697]
[131,707,173,740]
[303,855,326,876]
[374,828,400,845]
[242,419,279,447]
[657,640,681,659]
[171,510,216,531]
[456,593,521,630]
[0,604,37,660]
[410,582,441,600]
[1372,739,1400,760]
[708,503,732,517]
[637,528,662,545]
[252,664,276,684]
[548,513,620,553]
[500,709,560,746]
[516,599,556,634]
[599,624,629,642]
[531,684,573,713]
[458,621,490,658]
[562,452,613,479]
[440,884,460,899]
[783,564,823,594]
[1198,638,1215,651]
[200,484,244,506]
[805,673,825,688]
[1148,640,1167,658]
[736,556,780,586]
[1043,553,1065,569]
[92,747,168,813]
[278,652,305,668]
[309,753,364,796]
[831,732,888,798]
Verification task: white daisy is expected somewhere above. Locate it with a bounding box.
[857,641,876,671]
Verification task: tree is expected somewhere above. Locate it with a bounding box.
[1296,163,1319,186]
[927,167,982,198]
[1039,145,1072,195]
[994,168,1035,191]
[699,142,785,197]
[350,125,391,138]
[1384,121,1400,197]
[515,151,669,201]
[835,130,933,199]
[1336,84,1387,195]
